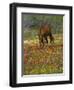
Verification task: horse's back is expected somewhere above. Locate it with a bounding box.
[39,24,51,36]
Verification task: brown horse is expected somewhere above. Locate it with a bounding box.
[38,24,54,48]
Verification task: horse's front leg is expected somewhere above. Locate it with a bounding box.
[39,37,44,48]
[44,36,48,44]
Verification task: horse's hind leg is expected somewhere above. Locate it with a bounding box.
[49,32,54,44]
[50,36,54,44]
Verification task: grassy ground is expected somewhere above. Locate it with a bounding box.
[23,34,63,75]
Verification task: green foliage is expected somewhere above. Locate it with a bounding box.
[22,14,63,34]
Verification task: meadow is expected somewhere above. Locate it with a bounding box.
[23,33,63,75]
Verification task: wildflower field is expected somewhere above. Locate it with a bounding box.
[23,34,63,75]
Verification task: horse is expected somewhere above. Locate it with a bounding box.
[38,23,54,48]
